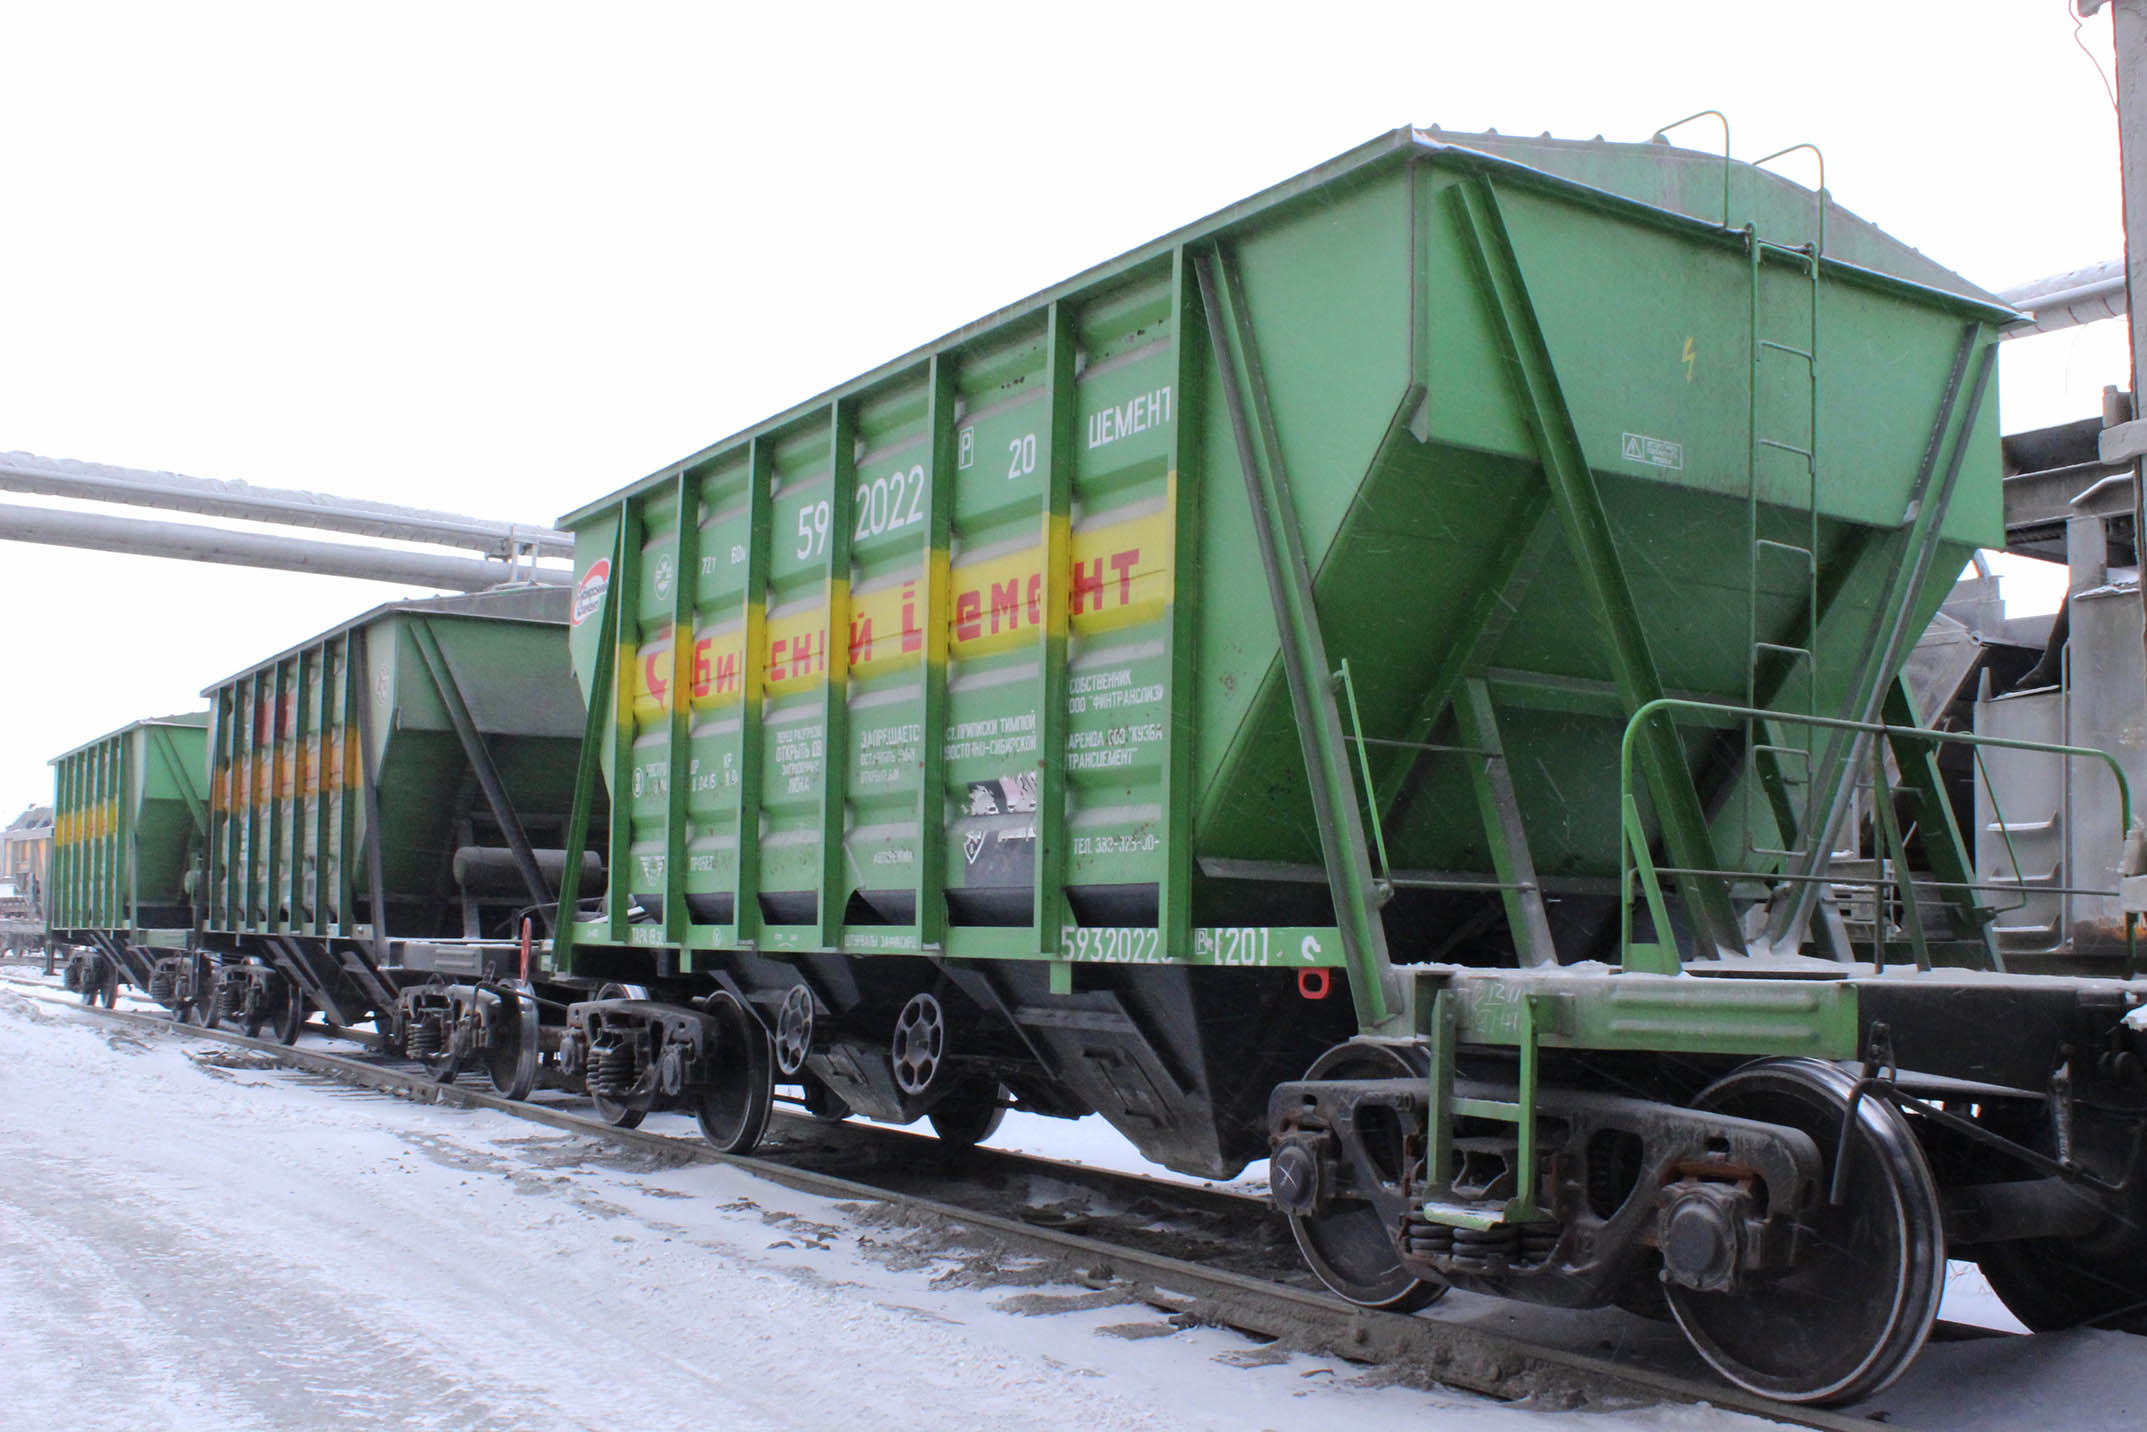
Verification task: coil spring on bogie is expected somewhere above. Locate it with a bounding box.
[217,981,246,1017]
[589,1041,637,1097]
[1402,1217,1454,1259]
[407,1017,443,1058]
[1517,1222,1560,1266]
[148,965,177,1002]
[1448,1224,1521,1272]
[1403,1218,1561,1269]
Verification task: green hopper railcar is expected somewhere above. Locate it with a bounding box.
[48,713,216,1014]
[198,586,600,1084]
[527,125,2147,1403]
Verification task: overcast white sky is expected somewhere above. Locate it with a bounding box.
[0,0,2133,818]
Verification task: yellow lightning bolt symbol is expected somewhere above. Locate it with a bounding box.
[1681,337,1696,383]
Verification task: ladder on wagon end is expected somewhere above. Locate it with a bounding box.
[1628,115,2000,967]
[1737,144,1828,879]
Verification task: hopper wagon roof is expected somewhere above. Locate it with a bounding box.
[198,583,569,695]
[50,711,209,764]
[564,123,2016,527]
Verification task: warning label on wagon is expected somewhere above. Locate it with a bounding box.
[1620,432,1684,470]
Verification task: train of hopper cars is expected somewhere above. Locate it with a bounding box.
[38,128,2147,1405]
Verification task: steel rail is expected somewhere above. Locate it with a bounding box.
[2,981,1901,1428]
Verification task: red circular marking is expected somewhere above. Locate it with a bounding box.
[1298,967,1332,1000]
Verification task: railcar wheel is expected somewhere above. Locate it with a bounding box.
[1977,1225,2147,1331]
[239,973,298,1042]
[799,1074,850,1123]
[422,1037,462,1084]
[926,1078,1006,1148]
[1287,1041,1446,1314]
[77,957,114,1007]
[1667,1058,1944,1406]
[591,1092,646,1129]
[269,981,306,1045]
[485,988,541,1102]
[184,958,219,1028]
[1971,1109,2147,1332]
[695,991,773,1154]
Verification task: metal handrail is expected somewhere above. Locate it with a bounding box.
[1751,141,1828,259]
[1615,697,2135,973]
[1335,659,1394,894]
[1651,110,1732,230]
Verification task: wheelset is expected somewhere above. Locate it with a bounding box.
[694,990,773,1155]
[1285,1040,1446,1314]
[1666,1058,1945,1406]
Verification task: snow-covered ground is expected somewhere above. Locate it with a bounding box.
[0,988,1781,1432]
[8,973,2147,1430]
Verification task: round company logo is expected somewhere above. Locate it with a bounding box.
[652,553,675,601]
[571,559,611,627]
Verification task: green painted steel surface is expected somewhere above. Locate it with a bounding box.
[49,714,209,936]
[200,588,588,942]
[555,127,2010,1001]
[1429,967,1861,1061]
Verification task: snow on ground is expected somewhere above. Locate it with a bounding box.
[1862,1328,2145,1430]
[12,966,2145,1429]
[0,988,1782,1432]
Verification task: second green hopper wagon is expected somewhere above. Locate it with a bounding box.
[200,586,599,1062]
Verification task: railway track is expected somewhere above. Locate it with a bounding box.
[4,972,1920,1430]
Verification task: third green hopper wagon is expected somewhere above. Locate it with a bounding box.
[48,713,211,1012]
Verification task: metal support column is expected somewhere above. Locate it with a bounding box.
[1032,306,1076,960]
[2080,1,2147,765]
[910,365,955,952]
[1193,245,1397,1030]
[1448,176,1744,959]
[1454,679,1558,967]
[408,617,554,930]
[662,473,700,952]
[814,405,859,949]
[1155,249,1204,956]
[553,527,625,968]
[348,636,394,967]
